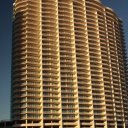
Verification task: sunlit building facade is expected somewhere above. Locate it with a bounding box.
[11,0,128,128]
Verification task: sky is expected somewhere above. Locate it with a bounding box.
[0,0,128,120]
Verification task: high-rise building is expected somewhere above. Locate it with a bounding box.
[11,0,128,128]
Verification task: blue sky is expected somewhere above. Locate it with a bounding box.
[0,0,12,120]
[0,0,128,120]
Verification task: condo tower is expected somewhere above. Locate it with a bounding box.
[11,0,128,128]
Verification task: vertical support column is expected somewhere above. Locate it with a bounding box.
[104,8,116,128]
[58,0,79,127]
[85,1,95,127]
[71,1,80,127]
[42,0,61,127]
[96,11,108,128]
[86,0,106,127]
[118,20,128,128]
[94,11,107,128]
[39,0,43,127]
[113,19,127,128]
[105,8,121,128]
[56,0,63,127]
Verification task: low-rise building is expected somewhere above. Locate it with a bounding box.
[0,120,13,128]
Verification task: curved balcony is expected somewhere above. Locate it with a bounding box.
[86,0,104,12]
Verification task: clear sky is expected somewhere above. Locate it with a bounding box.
[0,0,128,120]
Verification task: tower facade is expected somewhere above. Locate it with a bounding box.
[11,0,128,128]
